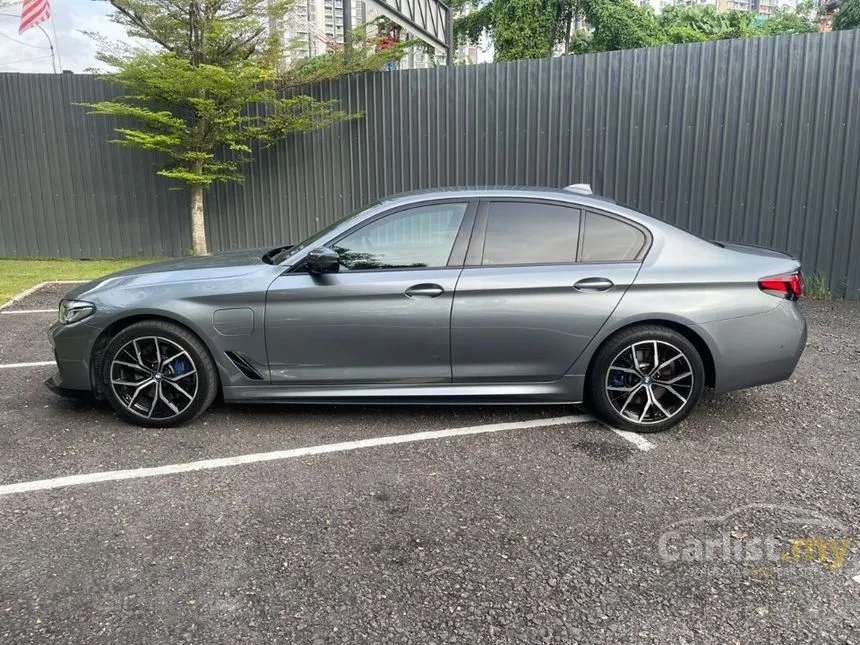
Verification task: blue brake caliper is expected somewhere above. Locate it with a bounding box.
[170,356,190,377]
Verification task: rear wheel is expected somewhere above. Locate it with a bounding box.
[101,320,218,428]
[586,325,705,433]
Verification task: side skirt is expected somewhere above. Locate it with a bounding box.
[223,375,585,405]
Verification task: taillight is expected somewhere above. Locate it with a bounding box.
[758,271,803,300]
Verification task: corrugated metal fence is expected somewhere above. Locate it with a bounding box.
[1,31,858,296]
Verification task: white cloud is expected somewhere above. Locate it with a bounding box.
[0,0,124,73]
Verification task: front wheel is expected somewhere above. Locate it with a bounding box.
[586,326,705,433]
[101,320,219,428]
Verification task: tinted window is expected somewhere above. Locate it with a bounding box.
[481,201,580,265]
[334,202,468,270]
[580,213,646,262]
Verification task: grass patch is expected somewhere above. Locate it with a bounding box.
[0,258,163,305]
[804,271,832,300]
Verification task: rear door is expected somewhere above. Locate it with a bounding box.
[451,200,648,382]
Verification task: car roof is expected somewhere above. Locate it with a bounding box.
[381,185,618,206]
[378,186,691,239]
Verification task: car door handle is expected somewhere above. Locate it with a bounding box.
[405,283,445,298]
[573,277,614,292]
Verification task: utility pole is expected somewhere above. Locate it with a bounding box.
[445,3,453,66]
[266,0,285,74]
[343,0,353,64]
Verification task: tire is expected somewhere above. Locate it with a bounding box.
[101,320,219,428]
[586,325,705,433]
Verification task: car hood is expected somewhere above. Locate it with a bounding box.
[112,248,271,276]
[62,248,274,301]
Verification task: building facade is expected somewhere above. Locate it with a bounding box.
[281,0,478,69]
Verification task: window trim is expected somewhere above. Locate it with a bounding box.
[290,198,479,274]
[579,209,652,263]
[463,198,652,268]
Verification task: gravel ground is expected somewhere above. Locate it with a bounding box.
[0,298,857,644]
[0,311,55,363]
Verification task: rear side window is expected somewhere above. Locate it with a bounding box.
[580,212,646,262]
[482,201,580,265]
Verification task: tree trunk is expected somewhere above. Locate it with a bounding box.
[190,182,208,255]
[563,11,573,55]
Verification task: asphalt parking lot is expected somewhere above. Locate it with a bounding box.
[0,285,858,644]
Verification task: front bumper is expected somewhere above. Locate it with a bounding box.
[45,320,105,394]
[44,370,97,400]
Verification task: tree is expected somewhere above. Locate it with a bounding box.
[834,0,860,29]
[455,0,819,61]
[759,2,819,35]
[581,0,665,52]
[658,5,731,43]
[454,0,574,60]
[454,0,666,59]
[81,1,403,256]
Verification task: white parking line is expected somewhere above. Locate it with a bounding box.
[853,572,860,585]
[0,415,594,497]
[606,426,655,452]
[0,361,55,369]
[0,309,56,315]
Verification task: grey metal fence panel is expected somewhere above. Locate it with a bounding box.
[0,73,191,258]
[1,31,858,296]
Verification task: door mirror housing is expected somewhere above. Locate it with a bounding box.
[307,247,340,274]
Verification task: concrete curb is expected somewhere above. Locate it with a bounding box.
[0,281,87,312]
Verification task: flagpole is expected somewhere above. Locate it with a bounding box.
[37,24,57,72]
[48,11,61,70]
[0,10,56,72]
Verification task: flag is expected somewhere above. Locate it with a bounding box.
[19,0,51,35]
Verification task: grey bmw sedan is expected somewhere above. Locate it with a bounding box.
[46,185,807,432]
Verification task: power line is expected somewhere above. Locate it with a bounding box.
[0,31,53,49]
[0,54,54,67]
[0,11,60,72]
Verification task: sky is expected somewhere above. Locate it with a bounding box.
[0,0,491,73]
[0,0,123,73]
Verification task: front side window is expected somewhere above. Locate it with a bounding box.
[481,201,581,266]
[334,202,468,270]
[580,212,647,262]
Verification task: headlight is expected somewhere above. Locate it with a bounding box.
[58,299,95,324]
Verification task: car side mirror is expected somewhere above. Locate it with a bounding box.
[307,247,340,274]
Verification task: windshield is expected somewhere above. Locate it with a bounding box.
[266,203,379,265]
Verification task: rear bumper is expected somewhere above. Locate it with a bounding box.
[696,300,807,394]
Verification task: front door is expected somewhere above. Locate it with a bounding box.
[265,201,473,385]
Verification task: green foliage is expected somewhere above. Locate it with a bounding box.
[659,5,731,43]
[760,2,819,35]
[569,28,595,54]
[582,0,665,52]
[81,0,359,190]
[492,0,558,60]
[455,0,820,61]
[834,0,860,30]
[81,54,350,187]
[81,0,404,253]
[284,27,412,84]
[453,0,570,60]
[805,272,833,300]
